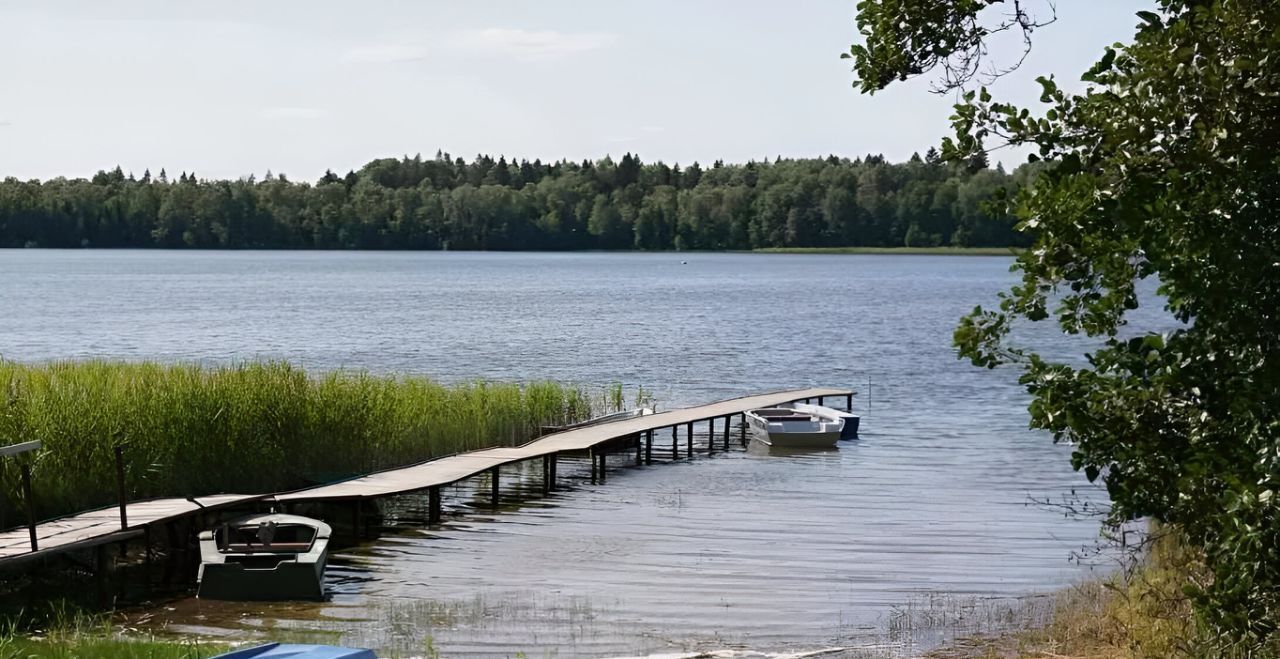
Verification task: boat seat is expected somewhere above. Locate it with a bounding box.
[224,542,314,553]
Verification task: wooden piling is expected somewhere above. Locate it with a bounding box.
[723,415,730,449]
[20,464,36,551]
[590,448,599,481]
[686,422,693,456]
[708,417,716,453]
[542,455,552,493]
[846,393,853,410]
[635,435,643,465]
[428,486,442,524]
[114,446,128,530]
[598,451,607,482]
[490,466,500,507]
[672,427,679,460]
[645,430,653,464]
[549,453,558,489]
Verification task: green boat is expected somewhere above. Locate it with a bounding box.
[197,513,332,601]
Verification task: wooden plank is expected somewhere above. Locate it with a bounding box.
[0,441,41,458]
[0,494,264,563]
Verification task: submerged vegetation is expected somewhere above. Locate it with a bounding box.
[0,152,1029,251]
[0,360,596,524]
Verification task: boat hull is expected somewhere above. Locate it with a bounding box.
[753,428,842,448]
[198,557,327,601]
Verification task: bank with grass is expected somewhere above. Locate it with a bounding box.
[0,360,600,525]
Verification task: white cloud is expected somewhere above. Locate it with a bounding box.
[447,28,617,60]
[341,44,428,65]
[261,107,328,120]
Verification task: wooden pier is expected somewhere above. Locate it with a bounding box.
[0,387,852,568]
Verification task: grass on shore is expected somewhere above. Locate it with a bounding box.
[753,246,1023,256]
[0,605,224,659]
[0,360,600,525]
[929,533,1210,659]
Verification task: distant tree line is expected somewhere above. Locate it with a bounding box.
[0,150,1033,250]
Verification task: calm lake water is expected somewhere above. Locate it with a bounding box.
[1,250,1127,657]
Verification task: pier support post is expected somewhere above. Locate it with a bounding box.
[490,467,500,507]
[723,415,730,450]
[708,418,716,454]
[598,452,606,482]
[740,413,748,445]
[351,501,362,539]
[672,427,679,460]
[542,455,552,493]
[428,486,442,524]
[645,430,653,465]
[549,453,558,489]
[590,449,598,482]
[686,422,693,457]
[20,464,37,551]
[846,393,853,411]
[818,396,824,406]
[114,445,128,530]
[635,435,643,465]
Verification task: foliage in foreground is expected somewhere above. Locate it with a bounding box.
[849,0,1280,651]
[0,360,595,524]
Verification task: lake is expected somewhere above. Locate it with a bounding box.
[0,250,1120,657]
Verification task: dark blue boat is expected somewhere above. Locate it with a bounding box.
[212,643,376,659]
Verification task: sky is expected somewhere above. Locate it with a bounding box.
[0,0,1149,182]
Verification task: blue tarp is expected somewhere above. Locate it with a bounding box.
[212,643,376,659]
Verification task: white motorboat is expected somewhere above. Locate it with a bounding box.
[785,402,861,439]
[744,408,843,448]
[198,513,331,601]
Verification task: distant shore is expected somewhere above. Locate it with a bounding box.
[753,246,1023,256]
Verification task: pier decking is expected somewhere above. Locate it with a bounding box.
[0,388,851,567]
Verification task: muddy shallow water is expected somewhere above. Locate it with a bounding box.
[1,251,1152,656]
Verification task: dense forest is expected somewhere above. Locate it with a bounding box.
[0,150,1031,250]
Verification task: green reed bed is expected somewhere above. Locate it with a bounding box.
[0,360,597,526]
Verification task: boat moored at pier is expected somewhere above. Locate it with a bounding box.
[745,408,843,448]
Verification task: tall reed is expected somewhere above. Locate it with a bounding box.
[0,360,596,525]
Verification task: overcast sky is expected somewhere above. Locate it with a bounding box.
[0,1,1147,182]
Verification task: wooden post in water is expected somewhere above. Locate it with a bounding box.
[549,453,558,489]
[598,451,607,483]
[20,464,37,551]
[428,486,442,523]
[708,417,716,454]
[686,422,693,456]
[723,415,731,450]
[740,413,748,445]
[635,435,643,465]
[542,455,552,493]
[818,396,825,406]
[672,427,679,460]
[846,393,853,411]
[114,445,128,530]
[489,466,500,507]
[590,448,598,482]
[645,430,653,465]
